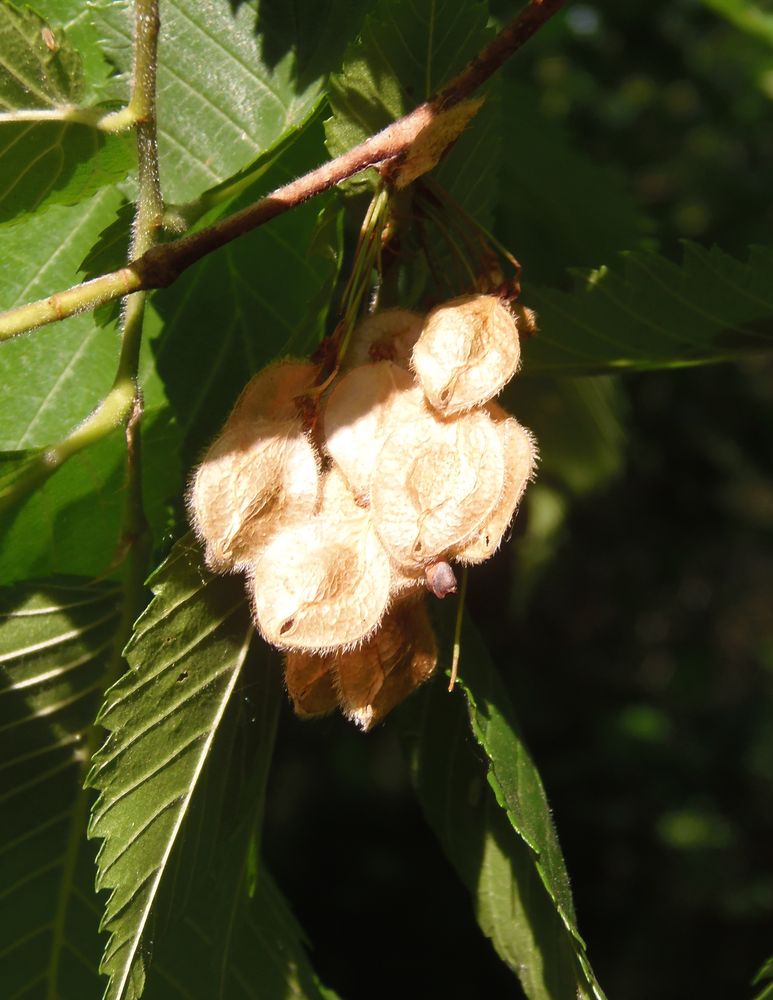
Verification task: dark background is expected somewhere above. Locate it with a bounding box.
[263,3,773,997]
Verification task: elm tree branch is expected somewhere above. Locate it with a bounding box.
[0,0,565,343]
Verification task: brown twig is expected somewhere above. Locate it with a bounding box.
[0,0,565,341]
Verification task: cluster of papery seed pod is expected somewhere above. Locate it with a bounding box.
[189,294,537,729]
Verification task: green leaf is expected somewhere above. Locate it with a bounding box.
[0,188,181,583]
[0,121,134,226]
[0,4,134,224]
[0,2,82,108]
[506,376,627,498]
[0,190,124,446]
[92,0,332,204]
[87,536,265,1000]
[0,577,122,998]
[401,618,605,1000]
[146,122,342,463]
[754,956,773,1000]
[0,406,180,585]
[495,79,648,286]
[503,375,627,601]
[23,1,120,102]
[326,0,501,299]
[144,870,339,1000]
[326,0,491,153]
[524,243,773,375]
[703,0,773,46]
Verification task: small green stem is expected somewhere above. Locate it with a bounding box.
[448,567,469,692]
[0,105,137,131]
[0,268,143,341]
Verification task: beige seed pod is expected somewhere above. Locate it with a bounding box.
[284,651,338,718]
[456,403,538,565]
[323,362,425,500]
[228,359,320,425]
[189,417,320,572]
[250,468,391,652]
[345,309,424,369]
[333,599,438,730]
[411,294,521,414]
[370,407,505,571]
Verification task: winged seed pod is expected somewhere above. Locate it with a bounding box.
[323,362,425,500]
[284,650,339,718]
[228,359,321,424]
[456,404,538,565]
[189,419,320,572]
[189,360,321,572]
[332,599,438,730]
[250,468,391,652]
[345,309,424,368]
[411,294,521,414]
[370,407,505,571]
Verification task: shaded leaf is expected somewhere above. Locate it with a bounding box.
[503,375,627,601]
[93,0,331,204]
[754,956,773,1000]
[0,577,122,999]
[87,536,260,1000]
[495,79,648,287]
[145,870,339,1000]
[400,616,605,1000]
[703,0,773,46]
[0,121,134,226]
[524,243,773,374]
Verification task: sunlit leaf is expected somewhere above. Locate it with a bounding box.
[0,4,133,223]
[87,536,263,1000]
[92,0,334,204]
[0,577,121,998]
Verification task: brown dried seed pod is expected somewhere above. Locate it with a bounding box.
[411,294,521,414]
[370,407,505,571]
[284,651,338,718]
[333,599,438,731]
[456,404,538,565]
[250,468,391,652]
[189,417,320,572]
[323,362,425,500]
[345,309,424,369]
